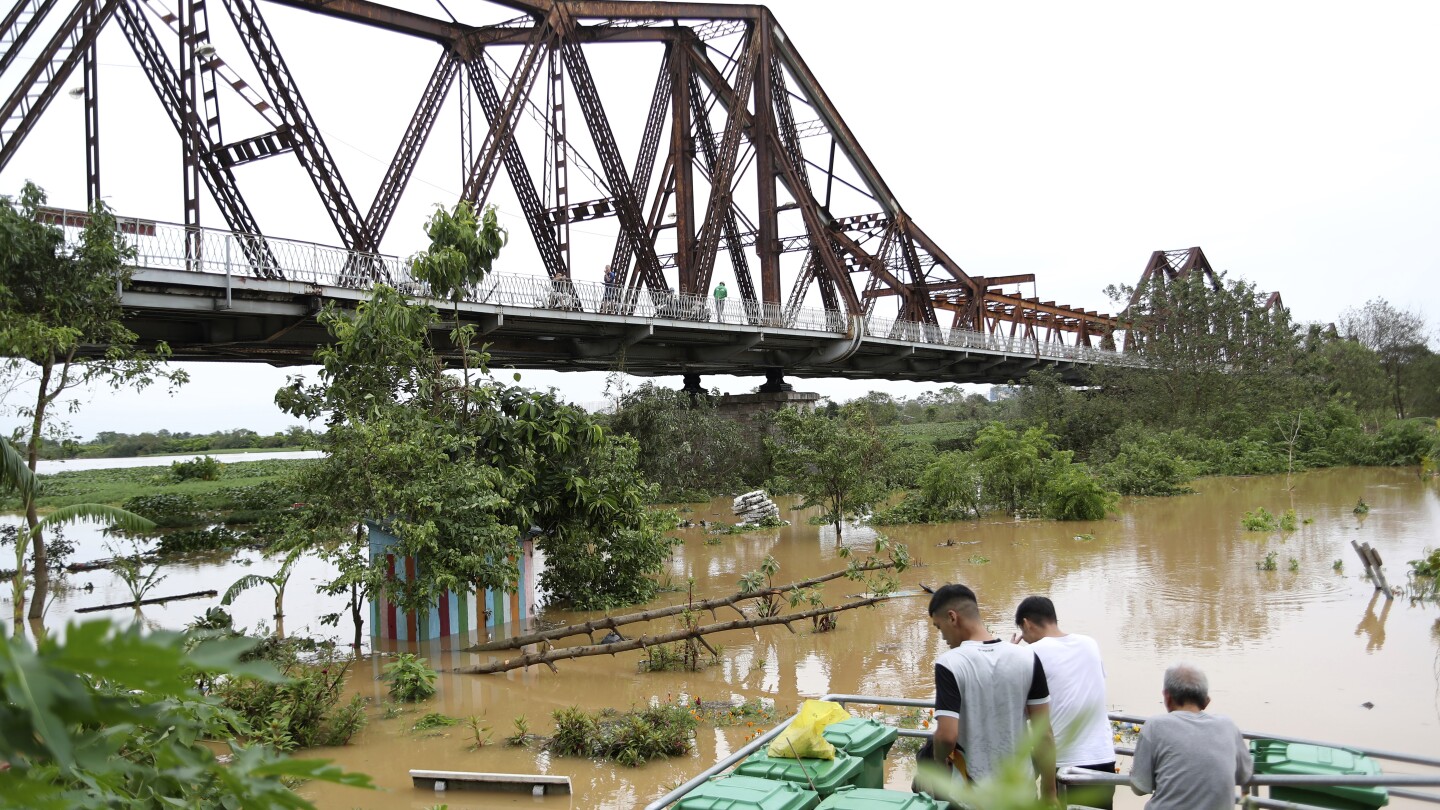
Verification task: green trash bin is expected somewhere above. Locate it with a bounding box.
[736,750,866,797]
[823,719,900,790]
[675,774,820,810]
[815,785,948,810]
[1250,739,1389,809]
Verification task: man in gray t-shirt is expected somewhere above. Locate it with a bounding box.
[1130,663,1253,810]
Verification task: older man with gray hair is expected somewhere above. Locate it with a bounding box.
[1130,663,1253,810]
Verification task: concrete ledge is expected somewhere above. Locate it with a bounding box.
[410,769,572,794]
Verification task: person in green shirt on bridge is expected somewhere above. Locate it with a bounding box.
[713,282,728,322]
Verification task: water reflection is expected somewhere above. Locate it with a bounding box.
[1355,591,1392,652]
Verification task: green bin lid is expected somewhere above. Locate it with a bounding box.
[816,785,947,809]
[822,719,900,757]
[676,774,820,810]
[737,750,865,795]
[1250,739,1388,807]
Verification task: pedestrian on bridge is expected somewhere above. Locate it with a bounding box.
[713,281,728,322]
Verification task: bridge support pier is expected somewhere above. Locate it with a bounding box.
[757,367,793,393]
[681,372,706,402]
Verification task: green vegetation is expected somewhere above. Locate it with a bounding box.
[1,182,187,619]
[1258,550,1279,571]
[30,427,319,460]
[1410,548,1440,579]
[768,404,890,538]
[0,617,371,808]
[1242,507,1280,532]
[604,381,766,501]
[278,271,676,623]
[212,637,368,751]
[170,455,223,481]
[384,653,438,702]
[548,703,697,767]
[411,712,458,732]
[505,715,531,746]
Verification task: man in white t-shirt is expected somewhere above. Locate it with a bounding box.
[928,584,1057,802]
[1013,595,1117,809]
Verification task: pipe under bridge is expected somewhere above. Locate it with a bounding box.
[52,209,1128,385]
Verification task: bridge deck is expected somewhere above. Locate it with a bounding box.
[68,212,1128,384]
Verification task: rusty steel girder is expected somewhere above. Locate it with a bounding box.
[0,0,1126,342]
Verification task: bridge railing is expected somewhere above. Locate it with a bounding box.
[49,210,1129,365]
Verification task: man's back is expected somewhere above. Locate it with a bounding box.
[934,639,1046,780]
[1029,634,1113,768]
[1130,711,1253,810]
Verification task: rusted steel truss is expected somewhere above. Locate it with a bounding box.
[0,0,1113,341]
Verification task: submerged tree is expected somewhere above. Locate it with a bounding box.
[1100,268,1306,435]
[0,182,185,618]
[768,404,890,538]
[279,275,675,626]
[1339,298,1429,420]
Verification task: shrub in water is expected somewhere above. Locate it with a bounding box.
[1242,507,1279,532]
[214,648,367,751]
[385,653,438,702]
[123,493,205,528]
[549,703,697,767]
[171,455,222,482]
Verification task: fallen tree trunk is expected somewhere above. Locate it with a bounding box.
[74,589,218,613]
[455,595,892,675]
[463,560,898,653]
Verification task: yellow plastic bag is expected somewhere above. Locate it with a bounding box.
[766,699,852,760]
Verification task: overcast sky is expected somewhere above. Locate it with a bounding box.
[3,0,1437,440]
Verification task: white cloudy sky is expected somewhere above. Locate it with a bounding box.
[3,0,1437,439]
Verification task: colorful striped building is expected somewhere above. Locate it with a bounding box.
[367,522,536,646]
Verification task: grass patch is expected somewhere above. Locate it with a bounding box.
[2,458,312,511]
[412,712,458,732]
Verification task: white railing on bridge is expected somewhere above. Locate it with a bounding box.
[49,209,1128,366]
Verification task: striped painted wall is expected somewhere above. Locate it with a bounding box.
[366,523,535,644]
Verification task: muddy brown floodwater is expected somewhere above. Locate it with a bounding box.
[292,467,1440,809]
[7,466,1438,807]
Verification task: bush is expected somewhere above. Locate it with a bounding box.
[1366,419,1436,467]
[1242,507,1279,532]
[156,525,245,555]
[171,455,223,482]
[549,703,697,767]
[1043,464,1117,521]
[384,653,437,702]
[1098,438,1198,496]
[213,648,368,751]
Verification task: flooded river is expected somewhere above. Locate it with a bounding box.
[7,465,1440,807]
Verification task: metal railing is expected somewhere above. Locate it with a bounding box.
[645,694,1440,809]
[45,208,1132,365]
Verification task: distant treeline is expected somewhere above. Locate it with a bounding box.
[34,427,320,459]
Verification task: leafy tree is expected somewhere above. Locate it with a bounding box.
[0,182,185,618]
[1339,298,1429,419]
[1100,269,1306,436]
[972,422,1057,516]
[279,280,675,620]
[605,381,763,500]
[408,202,505,407]
[767,404,890,538]
[0,618,373,808]
[222,546,307,638]
[919,452,984,518]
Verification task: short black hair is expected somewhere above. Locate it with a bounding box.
[1015,595,1058,627]
[928,583,978,617]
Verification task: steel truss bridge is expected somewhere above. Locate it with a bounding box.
[3,0,1133,384]
[41,207,1127,384]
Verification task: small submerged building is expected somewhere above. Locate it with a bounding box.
[366,522,536,647]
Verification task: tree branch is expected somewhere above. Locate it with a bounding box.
[454,595,892,675]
